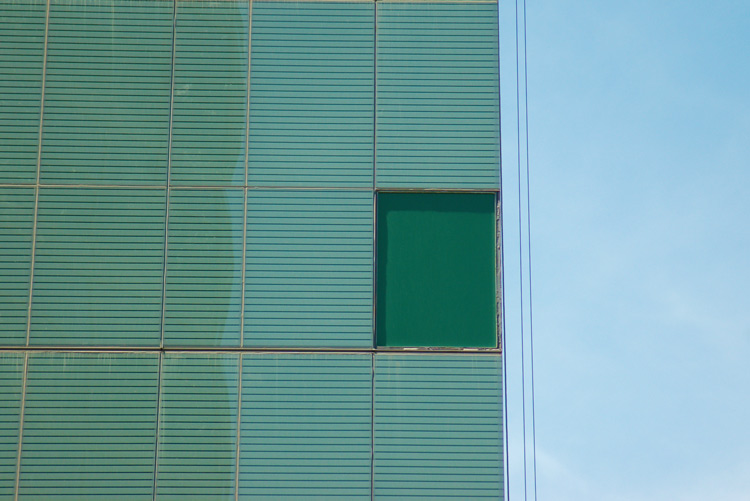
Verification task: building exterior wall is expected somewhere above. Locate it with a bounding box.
[0,0,503,498]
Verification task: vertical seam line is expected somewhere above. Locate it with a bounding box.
[372,0,377,191]
[236,5,250,496]
[234,354,244,500]
[370,352,376,501]
[151,352,164,500]
[371,0,378,350]
[13,352,30,501]
[160,0,178,350]
[240,0,252,349]
[25,0,51,347]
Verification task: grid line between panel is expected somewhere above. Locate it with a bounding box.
[160,0,178,350]
[24,0,51,348]
[234,354,244,501]
[151,351,165,500]
[240,0,253,349]
[12,353,29,501]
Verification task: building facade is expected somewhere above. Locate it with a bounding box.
[0,0,503,498]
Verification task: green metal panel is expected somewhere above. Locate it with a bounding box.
[0,0,45,184]
[374,355,503,500]
[165,189,243,347]
[248,2,374,188]
[171,0,248,186]
[0,188,35,346]
[244,190,373,348]
[40,0,172,185]
[18,352,159,500]
[376,193,497,348]
[239,353,372,500]
[155,353,238,500]
[30,188,165,346]
[0,352,24,497]
[376,3,500,189]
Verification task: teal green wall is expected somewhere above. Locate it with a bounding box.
[30,188,166,346]
[244,190,373,348]
[239,354,373,499]
[374,355,504,500]
[0,352,503,498]
[165,189,244,347]
[0,0,45,184]
[41,0,173,185]
[0,353,24,497]
[18,353,160,499]
[156,354,240,499]
[249,2,375,188]
[0,189,34,346]
[0,0,503,498]
[376,2,500,188]
[172,0,249,186]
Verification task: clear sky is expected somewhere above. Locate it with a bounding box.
[499,1,750,499]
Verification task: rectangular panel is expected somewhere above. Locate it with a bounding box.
[30,188,165,346]
[248,2,374,188]
[239,353,372,500]
[0,0,45,184]
[41,0,172,185]
[18,352,159,500]
[0,188,35,346]
[171,0,248,186]
[376,193,497,348]
[156,353,239,500]
[374,355,503,500]
[165,189,243,347]
[244,190,373,348]
[376,3,500,188]
[0,352,24,497]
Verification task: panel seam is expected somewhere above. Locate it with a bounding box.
[372,0,377,190]
[25,0,51,347]
[370,353,376,501]
[0,346,502,354]
[160,0,178,350]
[234,354,244,500]
[3,183,376,191]
[13,352,29,501]
[240,0,252,348]
[151,352,165,500]
[371,0,378,351]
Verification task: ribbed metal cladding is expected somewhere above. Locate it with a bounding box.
[248,1,375,188]
[170,0,249,186]
[155,353,239,500]
[30,188,166,346]
[18,352,159,499]
[0,352,24,498]
[239,353,372,500]
[244,190,373,348]
[0,0,46,184]
[0,0,505,498]
[375,2,500,189]
[40,0,172,185]
[374,355,504,500]
[165,189,244,347]
[0,188,35,346]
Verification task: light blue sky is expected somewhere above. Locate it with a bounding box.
[499,1,750,499]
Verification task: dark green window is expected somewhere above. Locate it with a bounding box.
[376,192,497,348]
